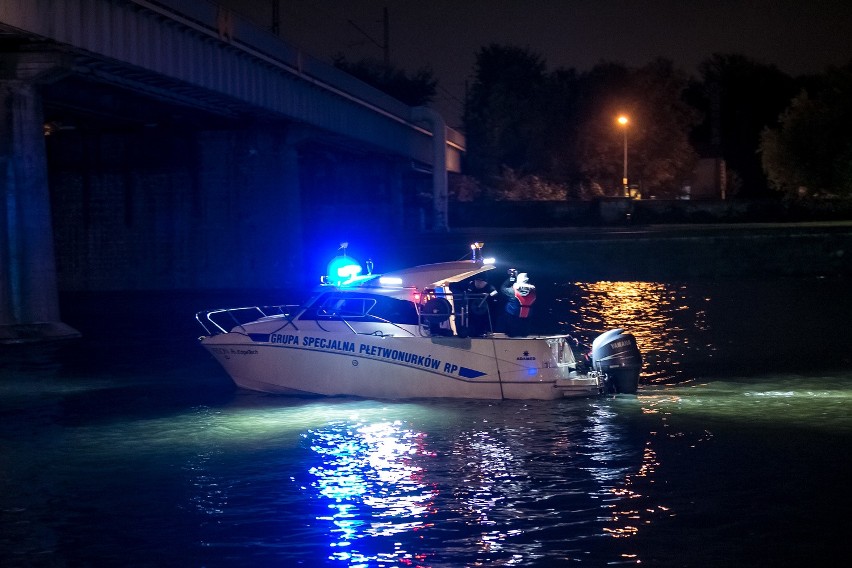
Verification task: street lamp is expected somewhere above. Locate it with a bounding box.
[617,115,629,196]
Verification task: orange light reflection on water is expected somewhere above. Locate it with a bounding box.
[566,281,715,384]
[601,439,666,540]
[583,402,670,546]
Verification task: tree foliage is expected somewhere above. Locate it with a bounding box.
[462,46,699,199]
[761,64,852,197]
[333,56,437,107]
[686,54,798,197]
[463,45,548,184]
[492,167,568,200]
[572,59,700,198]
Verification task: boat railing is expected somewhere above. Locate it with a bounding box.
[196,305,300,336]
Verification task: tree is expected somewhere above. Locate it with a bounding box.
[462,44,547,186]
[462,48,699,200]
[687,54,798,197]
[628,59,701,197]
[332,56,437,107]
[571,59,699,198]
[761,63,852,197]
[536,68,582,190]
[570,62,632,195]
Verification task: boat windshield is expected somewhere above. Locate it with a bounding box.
[298,292,419,325]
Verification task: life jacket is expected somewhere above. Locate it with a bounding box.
[514,287,536,318]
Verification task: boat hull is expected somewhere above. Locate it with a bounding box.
[201,332,602,400]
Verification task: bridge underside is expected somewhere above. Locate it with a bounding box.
[42,74,434,288]
[0,43,455,342]
[1,0,464,342]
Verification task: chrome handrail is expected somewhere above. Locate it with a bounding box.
[196,305,299,336]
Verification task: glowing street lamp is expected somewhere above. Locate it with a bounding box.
[617,115,629,196]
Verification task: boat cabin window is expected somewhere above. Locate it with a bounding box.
[323,297,373,318]
[299,293,419,325]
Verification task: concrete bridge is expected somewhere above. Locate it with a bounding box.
[0,0,465,342]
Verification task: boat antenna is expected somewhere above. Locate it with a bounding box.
[339,242,349,256]
[470,242,484,263]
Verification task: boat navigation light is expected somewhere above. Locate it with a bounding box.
[483,257,496,265]
[379,276,403,286]
[471,242,485,263]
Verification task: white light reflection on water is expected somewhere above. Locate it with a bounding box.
[446,426,540,561]
[632,374,852,433]
[597,374,852,566]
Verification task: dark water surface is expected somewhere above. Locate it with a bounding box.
[2,277,851,567]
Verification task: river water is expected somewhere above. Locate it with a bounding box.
[1,276,850,567]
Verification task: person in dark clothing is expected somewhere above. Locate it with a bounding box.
[465,276,498,336]
[499,270,536,337]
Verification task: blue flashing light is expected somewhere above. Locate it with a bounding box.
[326,255,362,285]
[526,367,538,376]
[337,264,361,279]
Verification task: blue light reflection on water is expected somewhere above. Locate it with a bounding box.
[307,420,436,564]
[297,399,659,567]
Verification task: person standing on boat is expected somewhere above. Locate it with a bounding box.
[500,270,536,337]
[465,276,498,336]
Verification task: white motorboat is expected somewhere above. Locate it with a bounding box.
[196,243,641,400]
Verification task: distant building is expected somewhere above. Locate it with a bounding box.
[689,157,727,200]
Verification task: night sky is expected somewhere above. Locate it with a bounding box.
[231,0,852,126]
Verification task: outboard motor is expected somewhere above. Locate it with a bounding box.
[591,329,642,394]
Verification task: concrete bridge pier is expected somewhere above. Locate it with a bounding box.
[0,52,79,342]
